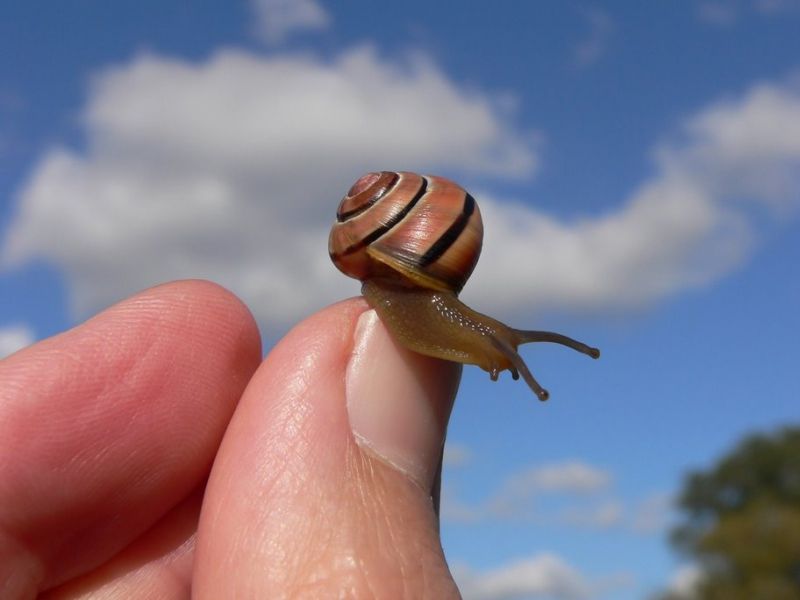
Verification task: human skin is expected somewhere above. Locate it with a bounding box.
[0,280,461,598]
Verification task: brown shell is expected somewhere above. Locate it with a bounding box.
[328,171,483,294]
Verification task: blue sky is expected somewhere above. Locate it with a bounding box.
[2,1,799,598]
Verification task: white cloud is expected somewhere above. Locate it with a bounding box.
[250,0,331,44]
[507,462,612,494]
[442,460,674,535]
[0,324,34,358]
[1,47,537,333]
[442,461,622,528]
[3,45,799,334]
[453,554,633,600]
[572,7,615,67]
[481,461,613,522]
[504,461,611,495]
[454,554,593,600]
[464,77,800,317]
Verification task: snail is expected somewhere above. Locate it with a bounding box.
[329,171,599,401]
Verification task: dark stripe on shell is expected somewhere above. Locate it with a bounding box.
[337,172,399,222]
[336,177,429,257]
[417,193,476,267]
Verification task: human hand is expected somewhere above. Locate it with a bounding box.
[0,280,462,598]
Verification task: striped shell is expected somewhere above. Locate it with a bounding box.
[328,171,483,294]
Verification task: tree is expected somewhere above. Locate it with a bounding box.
[662,427,800,599]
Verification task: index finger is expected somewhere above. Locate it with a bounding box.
[0,280,261,596]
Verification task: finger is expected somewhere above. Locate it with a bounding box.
[194,300,462,598]
[0,280,261,596]
[41,487,202,600]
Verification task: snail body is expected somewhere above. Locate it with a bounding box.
[329,171,599,401]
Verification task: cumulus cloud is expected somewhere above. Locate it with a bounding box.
[444,481,673,534]
[442,460,621,526]
[1,46,537,332]
[454,554,593,600]
[0,324,34,358]
[250,0,331,44]
[442,458,673,535]
[2,45,799,334]
[464,78,800,316]
[453,554,632,600]
[502,461,612,495]
[485,461,613,521]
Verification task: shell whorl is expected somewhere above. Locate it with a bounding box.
[328,171,484,294]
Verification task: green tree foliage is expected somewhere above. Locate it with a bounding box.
[665,427,800,599]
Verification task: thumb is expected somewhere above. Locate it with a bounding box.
[194,299,461,598]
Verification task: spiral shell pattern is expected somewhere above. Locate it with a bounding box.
[329,171,484,294]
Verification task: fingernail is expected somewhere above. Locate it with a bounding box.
[346,310,461,491]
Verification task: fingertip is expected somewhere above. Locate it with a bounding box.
[0,279,263,591]
[239,297,460,491]
[346,310,461,491]
[104,279,263,359]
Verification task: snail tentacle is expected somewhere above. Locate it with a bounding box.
[488,334,550,401]
[513,330,601,360]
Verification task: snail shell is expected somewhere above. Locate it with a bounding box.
[329,171,599,401]
[329,171,482,293]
